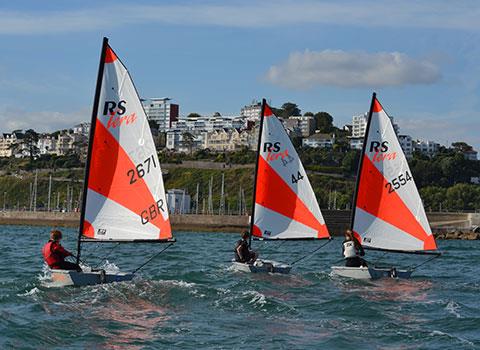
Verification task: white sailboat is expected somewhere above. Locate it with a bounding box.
[233,99,331,274]
[50,37,174,287]
[332,93,440,280]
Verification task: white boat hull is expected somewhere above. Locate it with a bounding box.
[50,269,134,287]
[331,266,412,280]
[232,259,292,274]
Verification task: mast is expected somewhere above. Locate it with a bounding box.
[350,92,376,231]
[248,98,266,248]
[76,37,109,264]
[47,174,52,212]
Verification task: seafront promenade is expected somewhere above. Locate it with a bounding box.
[0,210,478,236]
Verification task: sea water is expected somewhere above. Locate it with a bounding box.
[1,225,479,349]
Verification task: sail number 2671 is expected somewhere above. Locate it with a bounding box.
[127,155,157,184]
[385,170,413,193]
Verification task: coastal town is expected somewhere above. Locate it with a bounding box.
[1,97,478,162]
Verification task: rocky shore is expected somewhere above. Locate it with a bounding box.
[434,229,480,240]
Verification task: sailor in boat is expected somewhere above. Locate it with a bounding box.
[343,230,367,268]
[42,229,81,271]
[234,230,258,264]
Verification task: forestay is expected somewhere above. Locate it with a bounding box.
[252,101,330,240]
[352,95,437,252]
[81,43,171,241]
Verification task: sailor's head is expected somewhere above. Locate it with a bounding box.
[345,230,353,240]
[241,230,249,240]
[50,229,62,242]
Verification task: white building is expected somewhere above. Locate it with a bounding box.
[142,97,179,132]
[0,132,23,157]
[37,134,57,155]
[72,122,90,136]
[413,140,440,157]
[464,150,478,161]
[166,189,191,214]
[302,133,336,148]
[240,100,262,120]
[349,113,400,150]
[286,116,315,137]
[166,130,206,153]
[398,135,413,159]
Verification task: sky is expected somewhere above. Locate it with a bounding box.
[0,0,479,150]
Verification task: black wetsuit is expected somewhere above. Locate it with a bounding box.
[234,239,252,263]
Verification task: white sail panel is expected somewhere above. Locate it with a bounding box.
[83,44,171,241]
[353,96,436,251]
[252,102,329,240]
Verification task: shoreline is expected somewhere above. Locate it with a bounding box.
[0,210,479,238]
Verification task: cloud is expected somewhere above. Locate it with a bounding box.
[264,50,440,89]
[1,1,480,35]
[0,106,89,133]
[398,114,480,151]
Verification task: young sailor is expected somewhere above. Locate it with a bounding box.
[234,231,258,264]
[42,229,81,271]
[342,230,367,267]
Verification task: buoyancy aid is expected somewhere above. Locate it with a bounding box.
[42,240,70,268]
[343,241,358,259]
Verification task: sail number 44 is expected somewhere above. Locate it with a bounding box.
[385,171,412,193]
[127,155,157,184]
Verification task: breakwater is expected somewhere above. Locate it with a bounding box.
[0,210,478,237]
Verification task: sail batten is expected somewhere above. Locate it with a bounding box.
[352,94,437,252]
[80,39,171,243]
[252,100,330,240]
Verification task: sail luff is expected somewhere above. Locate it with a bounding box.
[350,92,376,233]
[76,37,109,264]
[249,98,266,248]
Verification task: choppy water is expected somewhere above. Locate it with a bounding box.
[1,225,480,349]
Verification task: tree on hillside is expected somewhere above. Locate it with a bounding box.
[314,112,334,132]
[281,102,301,118]
[452,142,473,153]
[9,129,39,165]
[182,132,195,156]
[304,112,314,116]
[187,113,202,119]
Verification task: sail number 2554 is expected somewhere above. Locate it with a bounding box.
[127,155,157,184]
[385,170,413,193]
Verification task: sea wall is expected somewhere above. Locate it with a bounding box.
[0,210,478,237]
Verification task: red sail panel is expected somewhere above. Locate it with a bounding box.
[255,156,329,239]
[356,155,436,250]
[87,119,171,239]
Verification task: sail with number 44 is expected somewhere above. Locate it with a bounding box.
[79,38,172,243]
[251,99,330,240]
[351,93,437,253]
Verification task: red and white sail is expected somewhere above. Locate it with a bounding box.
[353,95,436,252]
[81,42,171,241]
[252,101,330,240]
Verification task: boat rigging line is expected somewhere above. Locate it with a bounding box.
[289,239,332,266]
[132,243,174,274]
[408,253,442,271]
[93,243,121,269]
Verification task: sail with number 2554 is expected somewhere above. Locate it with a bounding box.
[351,93,438,254]
[78,38,173,248]
[250,99,330,240]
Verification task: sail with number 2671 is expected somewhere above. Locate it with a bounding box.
[78,38,172,245]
